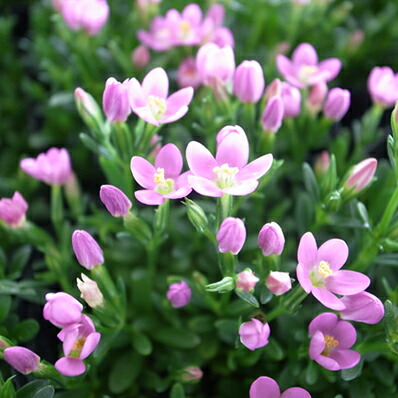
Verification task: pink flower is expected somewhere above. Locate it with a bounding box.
[340,291,384,324]
[102,78,132,123]
[239,318,270,351]
[307,82,328,113]
[236,269,259,292]
[4,347,40,375]
[258,222,285,256]
[186,128,273,197]
[280,82,301,118]
[323,88,350,121]
[72,230,104,270]
[276,43,341,88]
[55,315,101,376]
[314,151,331,177]
[266,271,292,296]
[368,66,398,107]
[167,281,191,308]
[296,232,370,310]
[216,217,246,255]
[43,292,83,327]
[0,192,28,228]
[216,125,247,147]
[233,60,265,104]
[261,96,284,133]
[20,148,72,185]
[181,366,203,381]
[99,185,132,217]
[131,143,192,205]
[129,67,194,126]
[345,158,377,192]
[131,45,150,69]
[250,376,311,398]
[177,57,201,89]
[309,312,360,371]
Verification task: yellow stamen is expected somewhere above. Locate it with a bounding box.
[321,334,339,357]
[213,163,239,189]
[180,21,191,36]
[148,95,167,120]
[154,168,166,185]
[318,261,333,277]
[70,337,86,358]
[299,65,318,83]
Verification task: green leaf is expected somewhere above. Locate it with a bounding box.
[215,319,239,345]
[16,381,48,398]
[0,377,16,398]
[305,361,318,385]
[12,319,39,342]
[303,163,320,202]
[132,332,152,356]
[31,386,54,398]
[108,352,142,394]
[0,295,12,323]
[169,383,185,398]
[341,359,363,381]
[151,328,200,349]
[8,246,31,280]
[235,290,259,308]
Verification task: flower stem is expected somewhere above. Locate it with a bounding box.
[51,184,63,239]
[216,194,233,229]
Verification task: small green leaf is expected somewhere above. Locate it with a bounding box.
[341,359,363,381]
[8,246,31,280]
[215,319,239,345]
[169,383,185,398]
[132,332,152,356]
[12,319,39,342]
[303,163,320,202]
[32,386,54,398]
[16,381,48,398]
[0,296,12,323]
[0,377,16,398]
[305,361,318,385]
[235,290,259,308]
[108,352,142,394]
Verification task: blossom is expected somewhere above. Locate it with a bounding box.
[323,88,351,121]
[233,60,265,103]
[368,66,398,107]
[236,269,259,292]
[20,148,72,185]
[239,318,270,351]
[129,67,194,126]
[102,78,132,123]
[280,82,301,118]
[250,376,311,398]
[344,158,377,192]
[0,192,28,228]
[167,281,191,308]
[43,292,83,327]
[258,222,285,256]
[4,347,40,375]
[266,272,292,296]
[276,43,341,88]
[296,232,370,310]
[55,315,101,376]
[181,366,203,381]
[307,82,328,113]
[340,291,384,324]
[99,185,132,217]
[77,274,104,308]
[309,312,360,371]
[177,57,201,89]
[72,230,104,270]
[186,127,273,197]
[261,96,284,133]
[216,217,246,255]
[131,45,150,69]
[131,143,192,205]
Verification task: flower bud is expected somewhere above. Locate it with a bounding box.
[123,212,152,245]
[323,88,350,121]
[206,276,235,293]
[258,222,285,256]
[368,66,398,108]
[43,292,83,327]
[216,217,246,255]
[340,291,384,324]
[216,125,247,148]
[233,60,265,104]
[72,230,104,270]
[99,185,132,217]
[281,82,301,118]
[4,347,40,374]
[77,274,104,308]
[167,281,191,308]
[266,271,292,296]
[102,77,132,123]
[74,88,103,132]
[261,96,284,133]
[263,78,282,103]
[181,366,203,382]
[307,82,328,114]
[177,57,201,89]
[0,192,28,228]
[183,199,208,233]
[239,318,270,351]
[236,269,259,292]
[314,151,331,177]
[345,158,377,192]
[131,45,150,70]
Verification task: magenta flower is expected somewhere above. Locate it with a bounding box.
[345,158,377,192]
[368,66,398,107]
[216,217,246,254]
[340,291,384,324]
[99,185,132,217]
[0,192,28,228]
[276,43,341,88]
[20,148,72,185]
[261,96,284,133]
[43,292,83,327]
[309,312,360,371]
[239,318,270,351]
[55,315,101,376]
[236,269,259,292]
[186,128,273,197]
[72,230,104,270]
[177,57,201,89]
[250,376,311,398]
[281,82,301,118]
[131,143,192,205]
[167,281,191,308]
[131,45,150,69]
[129,67,194,126]
[233,60,265,104]
[258,222,285,256]
[296,232,370,310]
[323,88,351,121]
[266,271,292,296]
[102,78,132,123]
[4,347,40,375]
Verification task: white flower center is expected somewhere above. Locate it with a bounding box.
[309,260,333,287]
[298,65,318,84]
[213,163,239,189]
[154,168,174,195]
[148,95,167,121]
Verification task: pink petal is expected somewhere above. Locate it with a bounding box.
[128,78,147,109]
[175,171,192,189]
[164,87,194,119]
[55,357,86,376]
[62,327,79,356]
[222,180,259,196]
[80,332,101,360]
[249,376,280,398]
[134,190,165,205]
[133,106,160,126]
[292,43,318,66]
[142,67,169,98]
[164,186,192,199]
[329,350,360,370]
[159,106,189,124]
[331,321,357,349]
[296,264,312,293]
[130,157,156,189]
[186,141,218,180]
[309,312,339,336]
[216,132,249,170]
[318,58,341,81]
[297,232,318,270]
[309,330,326,359]
[317,239,348,271]
[281,388,311,398]
[312,287,345,310]
[314,354,340,371]
[276,55,295,80]
[326,271,370,295]
[155,144,183,179]
[188,175,223,197]
[237,154,273,183]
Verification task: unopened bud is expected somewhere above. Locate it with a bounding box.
[206,276,235,293]
[261,96,284,133]
[181,366,203,382]
[258,222,285,256]
[74,88,104,136]
[183,199,208,233]
[72,230,104,270]
[167,281,191,308]
[131,45,150,69]
[323,88,350,121]
[307,82,328,114]
[100,185,132,217]
[4,347,40,374]
[266,271,292,296]
[314,151,331,178]
[340,291,384,324]
[236,269,259,292]
[344,158,377,193]
[77,273,104,308]
[216,217,246,255]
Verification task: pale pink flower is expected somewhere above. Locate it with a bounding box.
[280,82,301,118]
[236,269,259,292]
[266,271,292,296]
[181,366,203,381]
[43,292,83,327]
[99,185,132,217]
[102,77,132,123]
[239,318,270,351]
[77,274,104,308]
[345,158,377,192]
[72,230,104,270]
[186,128,273,197]
[307,82,328,113]
[261,96,284,133]
[131,144,192,205]
[0,192,28,228]
[323,88,351,121]
[276,43,341,88]
[296,232,370,310]
[233,60,265,104]
[129,67,194,126]
[167,281,191,308]
[4,347,40,375]
[216,217,246,255]
[250,376,311,398]
[177,57,201,89]
[131,45,150,69]
[368,66,398,107]
[258,222,285,256]
[340,291,384,324]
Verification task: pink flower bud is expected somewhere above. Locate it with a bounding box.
[233,60,265,104]
[281,82,301,118]
[4,347,40,374]
[72,230,104,270]
[239,318,270,351]
[314,151,331,177]
[236,269,259,292]
[261,96,284,133]
[102,77,132,123]
[99,185,132,217]
[216,217,246,255]
[77,274,104,308]
[323,88,350,121]
[258,222,285,256]
[307,82,328,113]
[368,66,398,107]
[266,271,292,296]
[177,57,201,89]
[263,78,282,101]
[167,281,191,308]
[181,366,203,381]
[340,291,384,324]
[216,125,247,147]
[0,192,28,228]
[131,45,150,69]
[345,158,377,192]
[43,292,83,327]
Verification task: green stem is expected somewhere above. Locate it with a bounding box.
[51,185,63,239]
[216,194,233,229]
[375,184,398,237]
